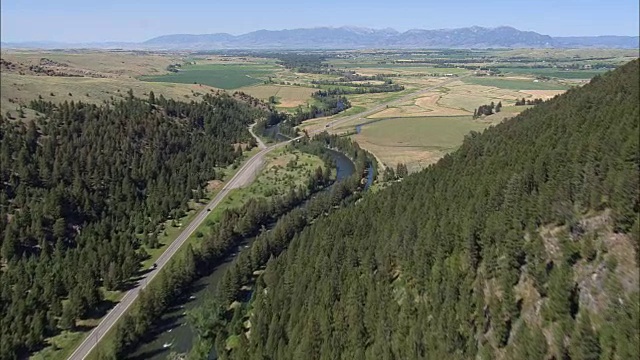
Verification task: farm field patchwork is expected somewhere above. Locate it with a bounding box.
[433,80,568,112]
[140,63,279,89]
[368,93,471,119]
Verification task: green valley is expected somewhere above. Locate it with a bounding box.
[190,60,640,360]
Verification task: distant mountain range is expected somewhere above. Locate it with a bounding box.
[3,26,638,50]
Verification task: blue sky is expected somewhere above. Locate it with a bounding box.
[2,0,638,42]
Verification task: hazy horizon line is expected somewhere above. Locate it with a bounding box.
[2,24,638,44]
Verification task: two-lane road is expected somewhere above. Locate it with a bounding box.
[69,75,464,359]
[68,134,285,360]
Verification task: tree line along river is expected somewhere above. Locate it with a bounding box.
[128,149,358,360]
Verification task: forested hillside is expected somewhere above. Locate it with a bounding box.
[212,60,639,359]
[0,91,264,358]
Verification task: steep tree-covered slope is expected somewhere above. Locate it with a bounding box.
[0,92,264,358]
[215,60,639,359]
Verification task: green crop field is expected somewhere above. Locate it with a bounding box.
[357,116,492,151]
[353,115,500,172]
[497,67,609,79]
[140,63,278,89]
[334,63,469,74]
[464,77,570,90]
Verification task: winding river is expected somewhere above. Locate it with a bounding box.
[128,149,355,360]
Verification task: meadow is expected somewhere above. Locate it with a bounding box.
[463,77,570,90]
[236,84,316,108]
[1,50,181,77]
[497,67,609,79]
[353,115,499,171]
[0,73,214,120]
[140,63,278,89]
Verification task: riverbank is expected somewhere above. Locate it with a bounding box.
[125,148,356,359]
[186,135,378,360]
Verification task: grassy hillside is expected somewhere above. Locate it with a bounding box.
[199,60,639,360]
[0,51,218,119]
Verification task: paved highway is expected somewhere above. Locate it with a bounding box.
[68,76,463,359]
[68,131,285,360]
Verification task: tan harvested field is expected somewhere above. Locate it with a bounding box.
[368,93,470,118]
[236,84,316,107]
[351,139,446,172]
[395,77,450,87]
[437,81,563,111]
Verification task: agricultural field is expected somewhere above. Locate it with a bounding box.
[497,67,610,79]
[140,63,279,89]
[236,84,316,108]
[345,76,561,120]
[368,92,470,119]
[1,48,631,176]
[0,50,222,118]
[437,81,563,111]
[491,48,639,61]
[352,116,500,171]
[463,76,570,90]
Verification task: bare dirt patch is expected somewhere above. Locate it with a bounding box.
[206,180,224,191]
